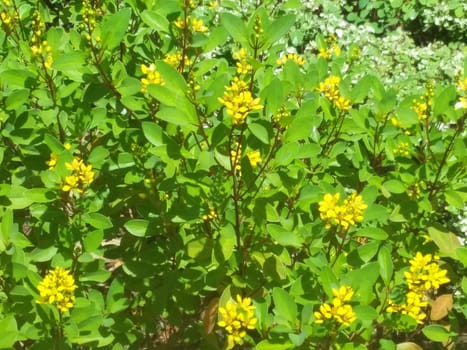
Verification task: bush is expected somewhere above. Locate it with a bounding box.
[0,0,466,349]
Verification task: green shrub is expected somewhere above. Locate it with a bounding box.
[0,0,466,349]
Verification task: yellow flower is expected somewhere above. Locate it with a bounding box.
[1,11,12,25]
[276,53,305,66]
[140,63,165,92]
[247,150,261,167]
[317,76,351,111]
[404,252,450,293]
[387,252,449,325]
[163,51,192,70]
[411,99,428,120]
[230,142,242,175]
[191,18,208,33]
[218,77,263,125]
[36,267,77,312]
[46,153,58,169]
[318,48,331,59]
[63,157,95,192]
[319,192,366,230]
[218,295,257,349]
[208,0,219,10]
[455,96,467,110]
[457,77,467,92]
[62,175,79,192]
[314,286,356,327]
[202,207,217,221]
[332,285,354,302]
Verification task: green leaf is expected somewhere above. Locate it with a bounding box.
[267,224,303,248]
[52,51,86,72]
[0,69,35,89]
[29,246,58,262]
[263,78,283,116]
[83,230,104,252]
[363,204,388,222]
[88,146,110,167]
[124,219,149,237]
[142,121,163,147]
[354,227,388,240]
[421,325,452,342]
[455,247,467,267]
[219,224,236,260]
[383,179,406,194]
[101,8,131,50]
[256,340,294,350]
[274,142,299,167]
[272,287,297,325]
[356,240,380,262]
[378,245,393,285]
[264,14,296,46]
[157,106,196,127]
[444,190,464,209]
[427,225,461,258]
[0,316,18,349]
[140,10,170,33]
[248,122,269,144]
[284,116,313,142]
[433,86,456,118]
[5,89,29,111]
[353,305,378,322]
[80,270,111,283]
[82,213,113,230]
[0,185,34,209]
[220,13,248,44]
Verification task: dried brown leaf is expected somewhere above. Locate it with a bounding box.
[203,297,219,335]
[430,293,453,321]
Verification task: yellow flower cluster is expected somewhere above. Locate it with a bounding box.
[387,252,450,324]
[208,0,219,10]
[273,105,291,123]
[202,207,217,221]
[47,153,58,169]
[247,150,261,167]
[36,267,77,313]
[1,0,18,29]
[30,11,53,69]
[218,77,263,125]
[218,295,257,350]
[230,142,242,175]
[455,77,467,110]
[318,34,341,59]
[62,157,95,192]
[411,84,434,120]
[233,48,252,75]
[80,0,102,42]
[253,15,263,39]
[0,10,11,25]
[174,16,208,33]
[163,51,192,70]
[411,99,429,120]
[393,141,410,157]
[318,192,367,230]
[405,252,450,293]
[314,286,357,327]
[317,76,351,111]
[140,63,165,93]
[408,181,423,199]
[276,53,305,66]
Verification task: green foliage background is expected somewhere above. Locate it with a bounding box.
[0,0,466,349]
